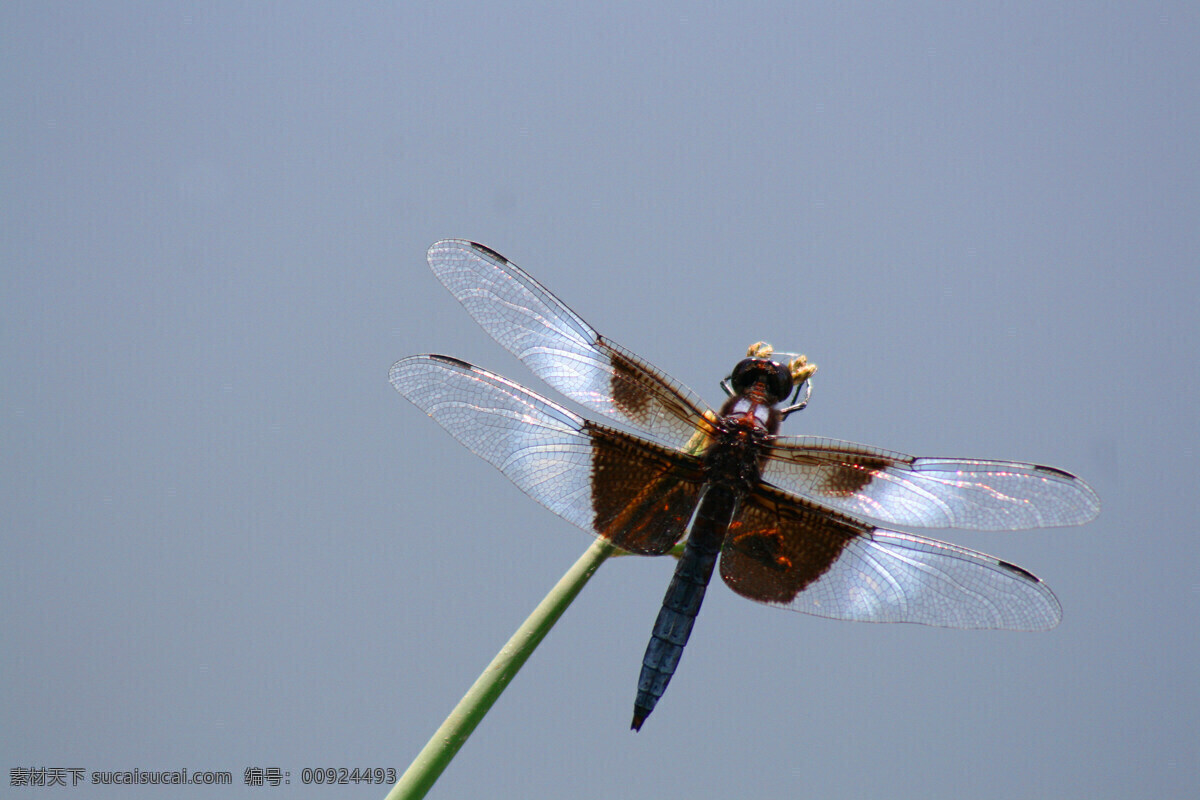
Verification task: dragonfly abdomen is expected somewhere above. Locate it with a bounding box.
[631,487,736,731]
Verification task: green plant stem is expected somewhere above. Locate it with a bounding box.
[385,537,615,800]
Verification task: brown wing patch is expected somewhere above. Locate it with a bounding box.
[766,439,911,498]
[606,346,653,423]
[816,454,894,498]
[720,487,866,605]
[599,336,719,446]
[587,423,706,555]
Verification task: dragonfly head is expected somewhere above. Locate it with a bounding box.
[725,343,795,405]
[726,342,818,411]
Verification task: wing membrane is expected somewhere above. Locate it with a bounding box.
[762,436,1100,531]
[720,485,1061,630]
[389,354,705,555]
[426,240,717,450]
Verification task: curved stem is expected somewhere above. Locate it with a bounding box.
[385,537,615,800]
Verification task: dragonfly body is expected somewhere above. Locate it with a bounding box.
[635,358,791,729]
[390,240,1099,731]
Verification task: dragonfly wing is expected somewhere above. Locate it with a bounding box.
[719,484,1061,630]
[762,436,1100,530]
[426,240,718,451]
[390,354,705,555]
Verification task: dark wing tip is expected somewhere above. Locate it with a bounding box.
[996,559,1062,630]
[1027,464,1101,524]
[428,238,503,263]
[425,353,472,370]
[1034,464,1077,481]
[467,241,509,263]
[998,559,1040,583]
[388,354,474,387]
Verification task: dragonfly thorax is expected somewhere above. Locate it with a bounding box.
[704,399,778,493]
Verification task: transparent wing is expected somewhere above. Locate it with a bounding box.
[720,485,1061,630]
[426,239,717,451]
[389,355,704,555]
[761,435,1100,531]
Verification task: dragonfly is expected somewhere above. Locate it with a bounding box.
[389,240,1100,731]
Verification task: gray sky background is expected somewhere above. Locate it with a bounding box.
[4,3,1197,798]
